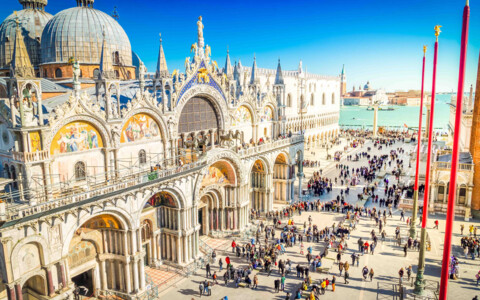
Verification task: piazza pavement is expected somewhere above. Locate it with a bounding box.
[157,137,480,300]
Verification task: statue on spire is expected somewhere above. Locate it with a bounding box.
[197,16,204,48]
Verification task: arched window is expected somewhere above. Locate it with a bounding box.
[113,51,120,64]
[114,70,120,79]
[74,161,86,181]
[127,71,131,80]
[139,150,147,165]
[310,94,315,106]
[322,93,326,105]
[287,94,292,107]
[332,92,335,104]
[55,68,62,78]
[179,97,219,133]
[93,68,100,78]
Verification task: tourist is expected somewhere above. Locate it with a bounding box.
[434,220,439,229]
[274,279,280,292]
[362,266,368,281]
[339,261,344,276]
[207,282,212,296]
[344,270,350,284]
[253,274,258,289]
[281,274,286,291]
[407,266,412,281]
[461,224,465,236]
[219,258,223,271]
[399,268,404,285]
[203,280,209,295]
[232,240,236,252]
[198,282,203,297]
[332,275,336,291]
[369,268,375,281]
[212,271,218,284]
[206,263,211,277]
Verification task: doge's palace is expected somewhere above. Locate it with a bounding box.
[0,1,340,299]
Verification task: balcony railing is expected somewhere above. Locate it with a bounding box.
[1,135,304,222]
[237,135,304,157]
[12,150,50,163]
[435,161,473,171]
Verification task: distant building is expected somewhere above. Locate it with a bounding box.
[342,81,388,105]
[389,90,428,106]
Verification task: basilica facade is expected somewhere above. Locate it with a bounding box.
[0,1,340,300]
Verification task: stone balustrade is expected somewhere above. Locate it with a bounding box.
[12,150,50,163]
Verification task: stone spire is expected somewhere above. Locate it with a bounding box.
[99,31,114,79]
[341,64,345,76]
[298,60,303,74]
[469,51,480,212]
[224,48,233,77]
[10,15,34,78]
[19,0,47,10]
[275,58,284,85]
[156,34,168,79]
[233,61,239,81]
[250,55,257,85]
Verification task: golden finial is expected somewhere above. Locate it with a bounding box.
[434,25,442,41]
[466,0,469,6]
[423,45,427,55]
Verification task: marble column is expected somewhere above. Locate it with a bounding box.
[7,284,15,300]
[124,261,132,293]
[100,260,108,290]
[59,261,67,289]
[132,260,139,292]
[45,266,55,296]
[14,284,22,300]
[139,258,146,290]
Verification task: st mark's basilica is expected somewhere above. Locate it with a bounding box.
[0,0,341,299]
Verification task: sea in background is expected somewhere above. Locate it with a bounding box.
[339,93,452,133]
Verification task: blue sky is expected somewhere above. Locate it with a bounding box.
[2,0,479,92]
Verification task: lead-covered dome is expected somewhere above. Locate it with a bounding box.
[40,1,132,67]
[0,0,52,71]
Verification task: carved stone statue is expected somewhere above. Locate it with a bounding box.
[139,61,147,80]
[197,16,204,41]
[73,61,80,83]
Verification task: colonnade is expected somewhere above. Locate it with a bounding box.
[273,162,294,203]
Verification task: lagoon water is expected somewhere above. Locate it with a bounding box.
[339,94,452,131]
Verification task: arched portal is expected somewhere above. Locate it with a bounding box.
[67,214,133,297]
[250,159,270,212]
[273,153,293,204]
[198,160,238,235]
[147,191,181,264]
[22,275,47,298]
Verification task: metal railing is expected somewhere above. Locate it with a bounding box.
[2,159,206,221]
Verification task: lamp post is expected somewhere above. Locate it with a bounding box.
[410,46,427,239]
[413,26,440,295]
[439,2,470,299]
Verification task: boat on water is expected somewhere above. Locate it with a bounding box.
[366,106,396,111]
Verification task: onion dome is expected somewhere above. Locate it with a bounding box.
[0,0,52,72]
[40,0,132,67]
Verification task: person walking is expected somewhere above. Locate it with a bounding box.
[281,274,286,291]
[206,263,212,278]
[339,261,344,276]
[253,275,258,289]
[403,244,408,257]
[213,272,218,284]
[274,279,280,293]
[434,220,439,229]
[198,282,204,297]
[399,268,405,285]
[369,268,374,281]
[406,266,412,281]
[476,271,480,286]
[344,270,350,284]
[461,224,465,236]
[332,275,336,292]
[362,266,368,281]
[219,258,223,271]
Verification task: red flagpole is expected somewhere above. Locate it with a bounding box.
[414,48,426,193]
[439,2,470,299]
